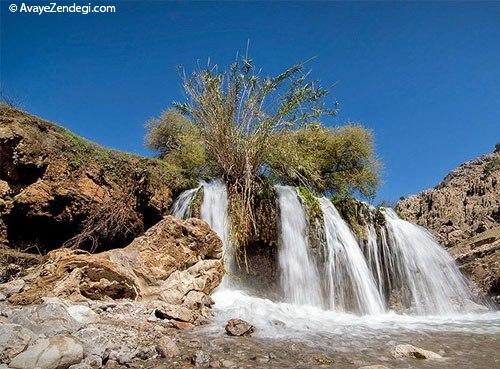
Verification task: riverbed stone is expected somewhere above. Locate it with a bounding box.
[9,335,83,369]
[194,350,210,367]
[156,336,180,358]
[391,344,442,359]
[225,319,255,336]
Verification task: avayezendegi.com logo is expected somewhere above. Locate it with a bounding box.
[8,2,116,15]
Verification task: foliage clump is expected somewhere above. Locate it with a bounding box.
[146,56,380,249]
[484,157,500,176]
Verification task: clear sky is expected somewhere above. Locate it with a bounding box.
[2,1,499,203]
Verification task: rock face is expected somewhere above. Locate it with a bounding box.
[7,216,224,326]
[397,147,500,299]
[0,105,190,253]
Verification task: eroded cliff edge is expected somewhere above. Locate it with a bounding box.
[0,105,192,254]
[397,146,500,301]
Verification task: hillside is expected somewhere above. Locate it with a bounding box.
[397,146,500,300]
[0,105,191,255]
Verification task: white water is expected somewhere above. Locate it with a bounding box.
[381,208,480,315]
[170,183,498,341]
[170,187,200,219]
[365,224,385,298]
[320,198,385,314]
[276,186,323,306]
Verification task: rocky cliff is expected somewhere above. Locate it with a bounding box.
[397,146,500,300]
[0,105,193,254]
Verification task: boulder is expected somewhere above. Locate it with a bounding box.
[391,344,442,359]
[9,335,83,369]
[156,336,180,358]
[225,319,255,337]
[9,216,224,325]
[0,324,34,364]
[9,302,81,336]
[66,305,97,324]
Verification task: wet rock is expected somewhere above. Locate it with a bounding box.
[225,319,255,336]
[0,324,33,364]
[391,344,442,359]
[271,319,286,327]
[156,336,180,358]
[0,279,25,297]
[9,335,83,369]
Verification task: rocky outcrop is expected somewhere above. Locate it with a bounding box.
[397,146,500,299]
[0,105,192,253]
[4,216,223,325]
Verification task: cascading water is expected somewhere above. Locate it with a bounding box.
[276,186,323,306]
[170,182,498,349]
[381,208,479,315]
[170,187,200,219]
[319,198,385,314]
[365,224,385,298]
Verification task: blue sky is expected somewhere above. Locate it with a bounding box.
[2,1,499,203]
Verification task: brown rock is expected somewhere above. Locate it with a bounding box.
[225,319,255,336]
[0,105,178,253]
[156,336,180,358]
[391,344,442,359]
[9,216,224,325]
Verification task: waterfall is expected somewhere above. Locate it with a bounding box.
[319,198,385,314]
[381,208,478,314]
[276,186,323,307]
[170,187,200,219]
[365,224,384,297]
[171,182,487,317]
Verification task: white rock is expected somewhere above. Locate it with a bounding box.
[9,335,83,369]
[10,303,80,336]
[0,324,34,363]
[66,306,97,324]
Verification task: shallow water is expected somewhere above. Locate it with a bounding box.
[187,289,500,369]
